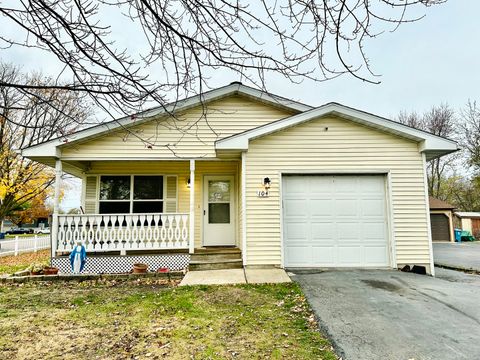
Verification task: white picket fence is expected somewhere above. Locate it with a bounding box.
[0,235,50,257]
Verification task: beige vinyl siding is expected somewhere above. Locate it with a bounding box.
[84,176,98,213]
[61,95,294,160]
[83,160,240,248]
[244,116,431,269]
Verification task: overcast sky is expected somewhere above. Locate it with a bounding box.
[3,0,479,210]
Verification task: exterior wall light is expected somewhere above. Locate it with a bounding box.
[263,177,271,190]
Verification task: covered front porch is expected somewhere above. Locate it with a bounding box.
[50,158,244,273]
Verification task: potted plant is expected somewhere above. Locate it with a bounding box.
[43,266,59,275]
[28,263,44,276]
[132,263,148,274]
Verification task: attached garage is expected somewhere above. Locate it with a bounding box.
[282,175,390,268]
[216,98,459,275]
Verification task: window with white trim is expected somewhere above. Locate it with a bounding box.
[99,175,164,214]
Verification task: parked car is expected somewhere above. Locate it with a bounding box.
[5,228,34,235]
[35,228,51,234]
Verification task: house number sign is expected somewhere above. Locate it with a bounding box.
[256,190,269,198]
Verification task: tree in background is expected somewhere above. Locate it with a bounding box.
[397,104,458,199]
[398,101,480,212]
[0,63,90,230]
[460,101,480,175]
[7,193,52,227]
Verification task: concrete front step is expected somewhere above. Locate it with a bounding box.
[189,259,243,271]
[190,252,242,262]
[194,247,241,254]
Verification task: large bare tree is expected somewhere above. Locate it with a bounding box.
[0,63,91,229]
[0,0,445,120]
[397,104,458,199]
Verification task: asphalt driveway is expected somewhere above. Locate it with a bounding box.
[291,268,480,360]
[433,241,480,271]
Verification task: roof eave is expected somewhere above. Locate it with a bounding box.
[216,103,459,156]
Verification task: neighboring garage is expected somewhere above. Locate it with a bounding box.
[429,197,455,242]
[283,174,389,268]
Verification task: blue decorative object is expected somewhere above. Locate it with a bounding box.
[69,243,87,273]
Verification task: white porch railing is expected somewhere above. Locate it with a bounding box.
[55,213,189,253]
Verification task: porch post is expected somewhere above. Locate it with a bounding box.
[241,152,247,266]
[189,159,195,254]
[51,158,62,258]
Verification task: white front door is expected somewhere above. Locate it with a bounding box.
[203,175,236,246]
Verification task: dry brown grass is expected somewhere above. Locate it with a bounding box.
[0,250,50,275]
[0,280,337,359]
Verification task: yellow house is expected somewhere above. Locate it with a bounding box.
[22,83,457,275]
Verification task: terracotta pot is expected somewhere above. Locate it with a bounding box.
[157,267,169,273]
[43,267,59,275]
[30,270,42,276]
[132,263,148,273]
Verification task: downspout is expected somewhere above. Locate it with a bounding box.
[422,153,435,276]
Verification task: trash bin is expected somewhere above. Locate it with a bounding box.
[454,228,462,242]
[0,232,4,240]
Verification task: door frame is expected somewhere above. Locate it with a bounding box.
[279,170,395,268]
[202,174,236,247]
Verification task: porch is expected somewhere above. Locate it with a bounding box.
[49,158,244,272]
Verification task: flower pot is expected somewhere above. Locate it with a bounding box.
[30,270,42,276]
[132,263,148,274]
[157,267,169,273]
[43,267,59,275]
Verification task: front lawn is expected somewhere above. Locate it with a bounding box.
[0,279,337,359]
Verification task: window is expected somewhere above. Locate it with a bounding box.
[99,175,164,214]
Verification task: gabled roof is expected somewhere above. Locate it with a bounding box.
[429,197,456,210]
[21,82,313,158]
[215,102,459,160]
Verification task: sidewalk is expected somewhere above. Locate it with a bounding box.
[179,268,291,286]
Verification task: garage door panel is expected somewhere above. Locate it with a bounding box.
[311,246,335,265]
[311,222,334,240]
[284,199,308,216]
[363,222,387,240]
[284,222,308,241]
[337,222,362,240]
[337,246,363,265]
[364,246,388,265]
[334,177,358,193]
[310,176,334,190]
[284,176,308,194]
[335,199,359,216]
[310,199,334,215]
[285,246,311,266]
[361,199,385,216]
[283,175,389,268]
[359,176,385,192]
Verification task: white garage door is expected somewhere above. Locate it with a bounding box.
[283,175,389,267]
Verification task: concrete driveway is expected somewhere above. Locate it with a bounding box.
[433,242,480,271]
[291,268,480,360]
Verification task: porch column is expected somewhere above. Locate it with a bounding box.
[51,158,62,257]
[189,159,195,254]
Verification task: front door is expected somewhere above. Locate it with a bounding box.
[203,175,235,246]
